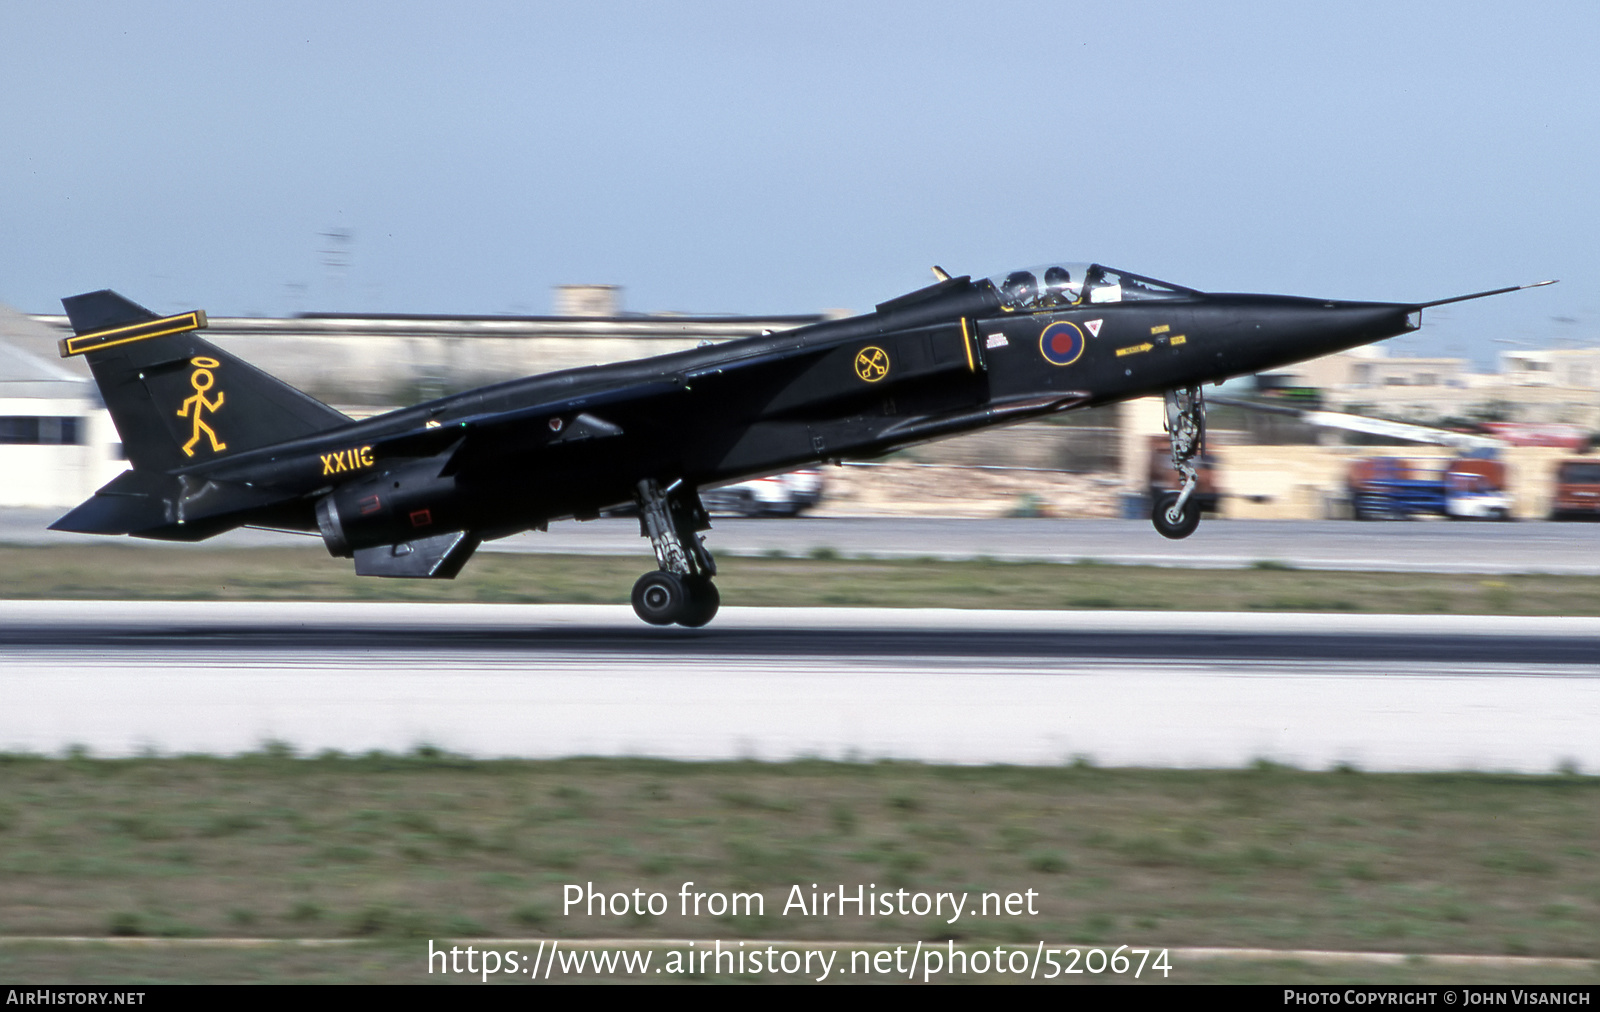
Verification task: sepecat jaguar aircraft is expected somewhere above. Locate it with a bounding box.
[51,264,1553,626]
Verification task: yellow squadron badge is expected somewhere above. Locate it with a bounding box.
[176,356,226,457]
[854,346,890,383]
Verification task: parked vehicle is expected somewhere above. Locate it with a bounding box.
[700,469,827,517]
[1348,455,1512,521]
[1549,459,1600,520]
[1480,422,1590,450]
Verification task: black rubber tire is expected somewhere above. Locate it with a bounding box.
[631,571,688,626]
[1152,491,1201,540]
[677,576,721,628]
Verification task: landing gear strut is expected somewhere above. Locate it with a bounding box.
[1152,385,1206,540]
[631,478,720,627]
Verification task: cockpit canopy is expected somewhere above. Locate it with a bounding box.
[986,263,1199,312]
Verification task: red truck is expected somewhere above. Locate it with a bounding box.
[1550,459,1600,520]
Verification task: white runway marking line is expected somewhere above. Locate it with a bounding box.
[8,598,1600,637]
[10,646,1598,680]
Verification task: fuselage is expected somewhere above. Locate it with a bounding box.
[168,270,1416,543]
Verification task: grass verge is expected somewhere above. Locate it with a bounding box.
[0,753,1595,983]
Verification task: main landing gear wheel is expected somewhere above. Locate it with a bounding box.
[632,571,688,626]
[678,576,720,628]
[631,477,722,627]
[1152,491,1201,540]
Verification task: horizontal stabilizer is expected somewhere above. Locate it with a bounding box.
[49,469,177,535]
[50,469,291,539]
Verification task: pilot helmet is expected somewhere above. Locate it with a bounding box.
[1001,270,1038,306]
[1043,266,1074,300]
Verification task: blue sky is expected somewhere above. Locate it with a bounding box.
[2,1,1595,367]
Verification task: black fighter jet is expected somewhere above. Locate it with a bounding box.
[51,264,1552,626]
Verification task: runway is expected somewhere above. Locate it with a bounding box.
[4,510,1598,573]
[3,602,1596,773]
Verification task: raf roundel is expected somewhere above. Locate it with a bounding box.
[1039,321,1086,367]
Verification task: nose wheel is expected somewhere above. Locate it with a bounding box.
[630,478,721,626]
[1152,385,1206,540]
[1152,491,1202,540]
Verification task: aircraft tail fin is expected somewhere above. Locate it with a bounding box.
[59,290,351,472]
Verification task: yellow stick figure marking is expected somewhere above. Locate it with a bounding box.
[176,356,226,457]
[854,345,890,382]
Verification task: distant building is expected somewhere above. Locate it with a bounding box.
[0,306,124,508]
[553,284,623,317]
[1261,345,1600,429]
[1501,348,1600,389]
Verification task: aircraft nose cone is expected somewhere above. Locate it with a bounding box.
[1207,297,1422,378]
[1281,300,1419,355]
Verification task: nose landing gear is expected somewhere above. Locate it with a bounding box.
[631,478,721,626]
[1153,385,1206,540]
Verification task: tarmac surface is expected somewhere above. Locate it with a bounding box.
[3,602,1595,772]
[3,509,1599,573]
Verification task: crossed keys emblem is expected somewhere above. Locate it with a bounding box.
[176,356,227,457]
[853,345,890,383]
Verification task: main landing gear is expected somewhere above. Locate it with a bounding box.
[1152,385,1206,540]
[631,478,720,627]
